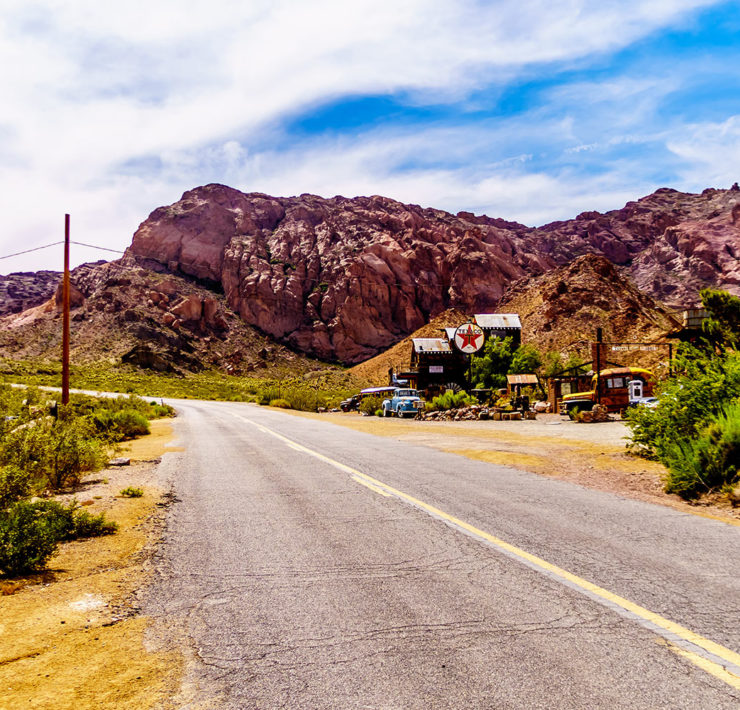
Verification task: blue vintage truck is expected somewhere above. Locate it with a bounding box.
[382,388,425,418]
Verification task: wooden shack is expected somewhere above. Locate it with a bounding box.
[408,337,468,393]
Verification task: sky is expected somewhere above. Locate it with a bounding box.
[2,0,740,274]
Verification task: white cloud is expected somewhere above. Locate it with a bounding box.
[0,0,724,272]
[667,116,740,188]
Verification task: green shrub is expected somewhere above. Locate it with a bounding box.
[427,390,476,412]
[625,347,740,460]
[0,500,60,575]
[110,410,150,439]
[120,486,143,498]
[661,401,740,498]
[65,506,117,539]
[359,395,384,416]
[0,499,117,576]
[0,465,31,510]
[0,417,108,491]
[269,398,292,409]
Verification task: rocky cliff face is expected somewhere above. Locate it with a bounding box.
[533,186,740,304]
[0,271,61,317]
[129,185,554,362]
[0,259,328,377]
[126,183,740,363]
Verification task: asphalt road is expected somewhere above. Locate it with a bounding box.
[144,399,740,709]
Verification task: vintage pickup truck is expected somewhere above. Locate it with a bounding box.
[382,388,425,418]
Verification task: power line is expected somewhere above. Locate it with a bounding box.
[70,241,125,254]
[0,241,63,259]
[0,240,125,261]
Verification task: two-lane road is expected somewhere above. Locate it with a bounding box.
[144,399,740,708]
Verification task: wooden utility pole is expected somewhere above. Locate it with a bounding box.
[62,214,70,405]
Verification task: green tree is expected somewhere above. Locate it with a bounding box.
[471,336,515,389]
[701,288,740,350]
[510,344,542,374]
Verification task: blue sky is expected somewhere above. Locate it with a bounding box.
[2,0,740,273]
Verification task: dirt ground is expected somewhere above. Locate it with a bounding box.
[0,420,185,710]
[294,410,740,526]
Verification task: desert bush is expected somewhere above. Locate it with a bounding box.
[0,416,107,491]
[0,465,31,510]
[88,408,150,441]
[0,499,116,576]
[119,486,143,498]
[625,347,740,460]
[269,398,292,409]
[70,393,174,422]
[625,290,740,498]
[427,390,476,412]
[0,501,60,575]
[359,395,384,416]
[109,410,150,439]
[660,401,740,498]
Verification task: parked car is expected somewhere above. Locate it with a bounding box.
[339,395,361,412]
[382,388,425,418]
[630,396,659,409]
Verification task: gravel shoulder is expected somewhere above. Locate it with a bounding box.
[0,420,184,710]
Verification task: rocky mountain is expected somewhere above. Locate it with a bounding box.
[126,183,740,363]
[0,260,333,377]
[2,183,737,369]
[498,254,681,370]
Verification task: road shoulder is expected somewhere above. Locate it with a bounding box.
[0,420,183,710]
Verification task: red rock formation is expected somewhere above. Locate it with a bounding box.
[126,183,740,363]
[128,185,553,362]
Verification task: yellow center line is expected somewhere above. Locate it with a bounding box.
[351,475,391,497]
[237,413,740,688]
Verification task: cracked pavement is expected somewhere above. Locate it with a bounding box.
[143,400,740,708]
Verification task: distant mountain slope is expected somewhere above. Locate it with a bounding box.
[126,183,740,363]
[0,261,332,377]
[498,254,681,369]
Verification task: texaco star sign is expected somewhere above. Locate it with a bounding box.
[454,323,485,354]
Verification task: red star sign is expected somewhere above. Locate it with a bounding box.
[455,324,484,353]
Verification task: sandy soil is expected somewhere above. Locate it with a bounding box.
[0,419,185,710]
[293,411,740,526]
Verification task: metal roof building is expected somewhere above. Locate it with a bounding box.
[473,313,522,345]
[412,338,454,354]
[473,314,522,330]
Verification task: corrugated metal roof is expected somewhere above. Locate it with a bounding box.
[474,313,522,329]
[506,374,539,385]
[412,338,453,354]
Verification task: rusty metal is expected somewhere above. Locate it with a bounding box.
[62,214,70,405]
